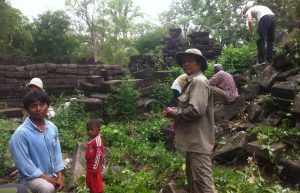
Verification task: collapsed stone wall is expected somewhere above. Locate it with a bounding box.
[0,63,124,107]
[129,28,222,73]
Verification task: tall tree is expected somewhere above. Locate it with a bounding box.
[66,0,108,63]
[160,0,194,38]
[100,0,141,65]
[0,0,33,59]
[32,10,79,62]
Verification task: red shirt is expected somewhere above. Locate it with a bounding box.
[85,135,104,173]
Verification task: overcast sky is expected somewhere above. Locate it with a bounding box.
[10,0,172,22]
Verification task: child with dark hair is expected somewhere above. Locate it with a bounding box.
[9,91,64,193]
[85,119,104,193]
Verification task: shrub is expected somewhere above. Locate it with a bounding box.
[106,76,141,121]
[153,46,164,70]
[218,44,256,74]
[151,80,173,106]
[0,119,17,178]
[53,100,87,152]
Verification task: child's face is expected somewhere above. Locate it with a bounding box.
[27,100,49,120]
[87,126,100,139]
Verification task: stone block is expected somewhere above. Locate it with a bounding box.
[233,74,248,88]
[139,86,153,96]
[247,103,263,123]
[1,108,24,119]
[87,75,104,85]
[68,144,86,189]
[77,98,103,111]
[79,82,102,94]
[68,64,78,68]
[240,84,260,100]
[14,71,27,78]
[271,81,296,100]
[36,64,46,70]
[247,141,286,158]
[100,80,122,93]
[5,65,16,71]
[155,71,172,81]
[214,131,247,162]
[4,71,15,78]
[45,63,57,72]
[25,64,37,71]
[292,94,300,113]
[278,158,300,185]
[257,66,280,90]
[132,68,156,79]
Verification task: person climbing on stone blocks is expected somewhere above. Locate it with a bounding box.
[243,4,276,65]
[85,119,104,193]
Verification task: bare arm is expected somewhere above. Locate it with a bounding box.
[246,14,254,35]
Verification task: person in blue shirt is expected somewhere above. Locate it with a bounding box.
[9,91,64,193]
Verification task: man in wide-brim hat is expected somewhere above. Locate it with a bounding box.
[164,48,216,193]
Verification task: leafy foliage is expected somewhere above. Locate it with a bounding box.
[106,76,141,121]
[32,10,80,62]
[218,44,257,74]
[53,100,87,152]
[0,119,18,178]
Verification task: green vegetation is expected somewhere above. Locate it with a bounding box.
[247,126,300,146]
[152,80,173,106]
[0,119,17,178]
[218,44,257,74]
[106,76,141,121]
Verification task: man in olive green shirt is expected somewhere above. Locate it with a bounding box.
[164,48,216,193]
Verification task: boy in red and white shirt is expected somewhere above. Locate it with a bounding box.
[85,119,104,193]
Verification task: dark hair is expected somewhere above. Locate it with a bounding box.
[23,91,50,109]
[87,119,100,130]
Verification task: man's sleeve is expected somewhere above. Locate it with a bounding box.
[54,128,64,173]
[170,80,209,121]
[209,73,219,86]
[9,132,43,180]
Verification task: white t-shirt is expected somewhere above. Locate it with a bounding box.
[246,5,275,22]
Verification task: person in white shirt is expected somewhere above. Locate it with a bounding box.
[243,5,276,65]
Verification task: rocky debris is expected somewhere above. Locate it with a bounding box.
[257,66,280,90]
[77,98,103,111]
[293,94,300,113]
[1,108,24,119]
[263,112,284,127]
[215,121,230,140]
[100,80,122,93]
[251,63,268,75]
[214,131,247,162]
[233,74,248,88]
[272,54,292,70]
[90,93,109,100]
[271,81,296,100]
[155,71,173,81]
[214,97,246,123]
[247,103,264,123]
[240,84,261,100]
[128,54,155,73]
[159,181,187,193]
[69,144,86,189]
[278,158,300,185]
[246,141,286,159]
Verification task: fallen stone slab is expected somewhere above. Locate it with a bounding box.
[1,108,24,119]
[271,81,296,100]
[292,94,300,114]
[233,74,248,88]
[214,131,247,162]
[77,98,103,111]
[278,158,300,185]
[90,93,109,101]
[247,103,263,123]
[257,66,280,90]
[240,84,261,100]
[246,141,286,159]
